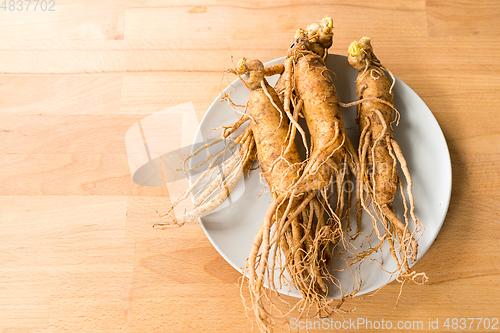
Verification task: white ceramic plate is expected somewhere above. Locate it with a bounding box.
[190,55,452,298]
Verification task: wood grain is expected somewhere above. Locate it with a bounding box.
[1,1,499,332]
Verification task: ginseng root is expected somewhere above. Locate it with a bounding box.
[242,17,364,331]
[347,37,427,285]
[234,58,342,332]
[275,19,359,220]
[154,110,256,228]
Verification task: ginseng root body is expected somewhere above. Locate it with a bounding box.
[281,26,358,199]
[241,18,364,332]
[243,59,302,194]
[348,37,426,284]
[235,58,342,333]
[154,115,256,228]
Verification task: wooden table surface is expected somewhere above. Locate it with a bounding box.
[1,1,499,332]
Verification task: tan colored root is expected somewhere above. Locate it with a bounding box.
[370,109,390,200]
[270,192,315,246]
[243,182,356,332]
[355,123,424,287]
[284,98,303,157]
[279,48,358,197]
[334,159,348,218]
[184,136,234,174]
[245,190,343,333]
[163,144,239,218]
[350,98,422,283]
[279,57,309,157]
[260,79,285,132]
[170,127,251,208]
[306,122,340,176]
[339,97,401,127]
[154,133,255,228]
[190,137,249,206]
[380,205,417,268]
[155,78,259,227]
[221,115,250,138]
[184,125,250,176]
[348,32,423,275]
[193,136,255,209]
[192,152,241,207]
[182,137,224,173]
[263,63,285,77]
[289,199,330,298]
[233,57,331,331]
[246,193,286,333]
[391,139,422,236]
[241,21,364,329]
